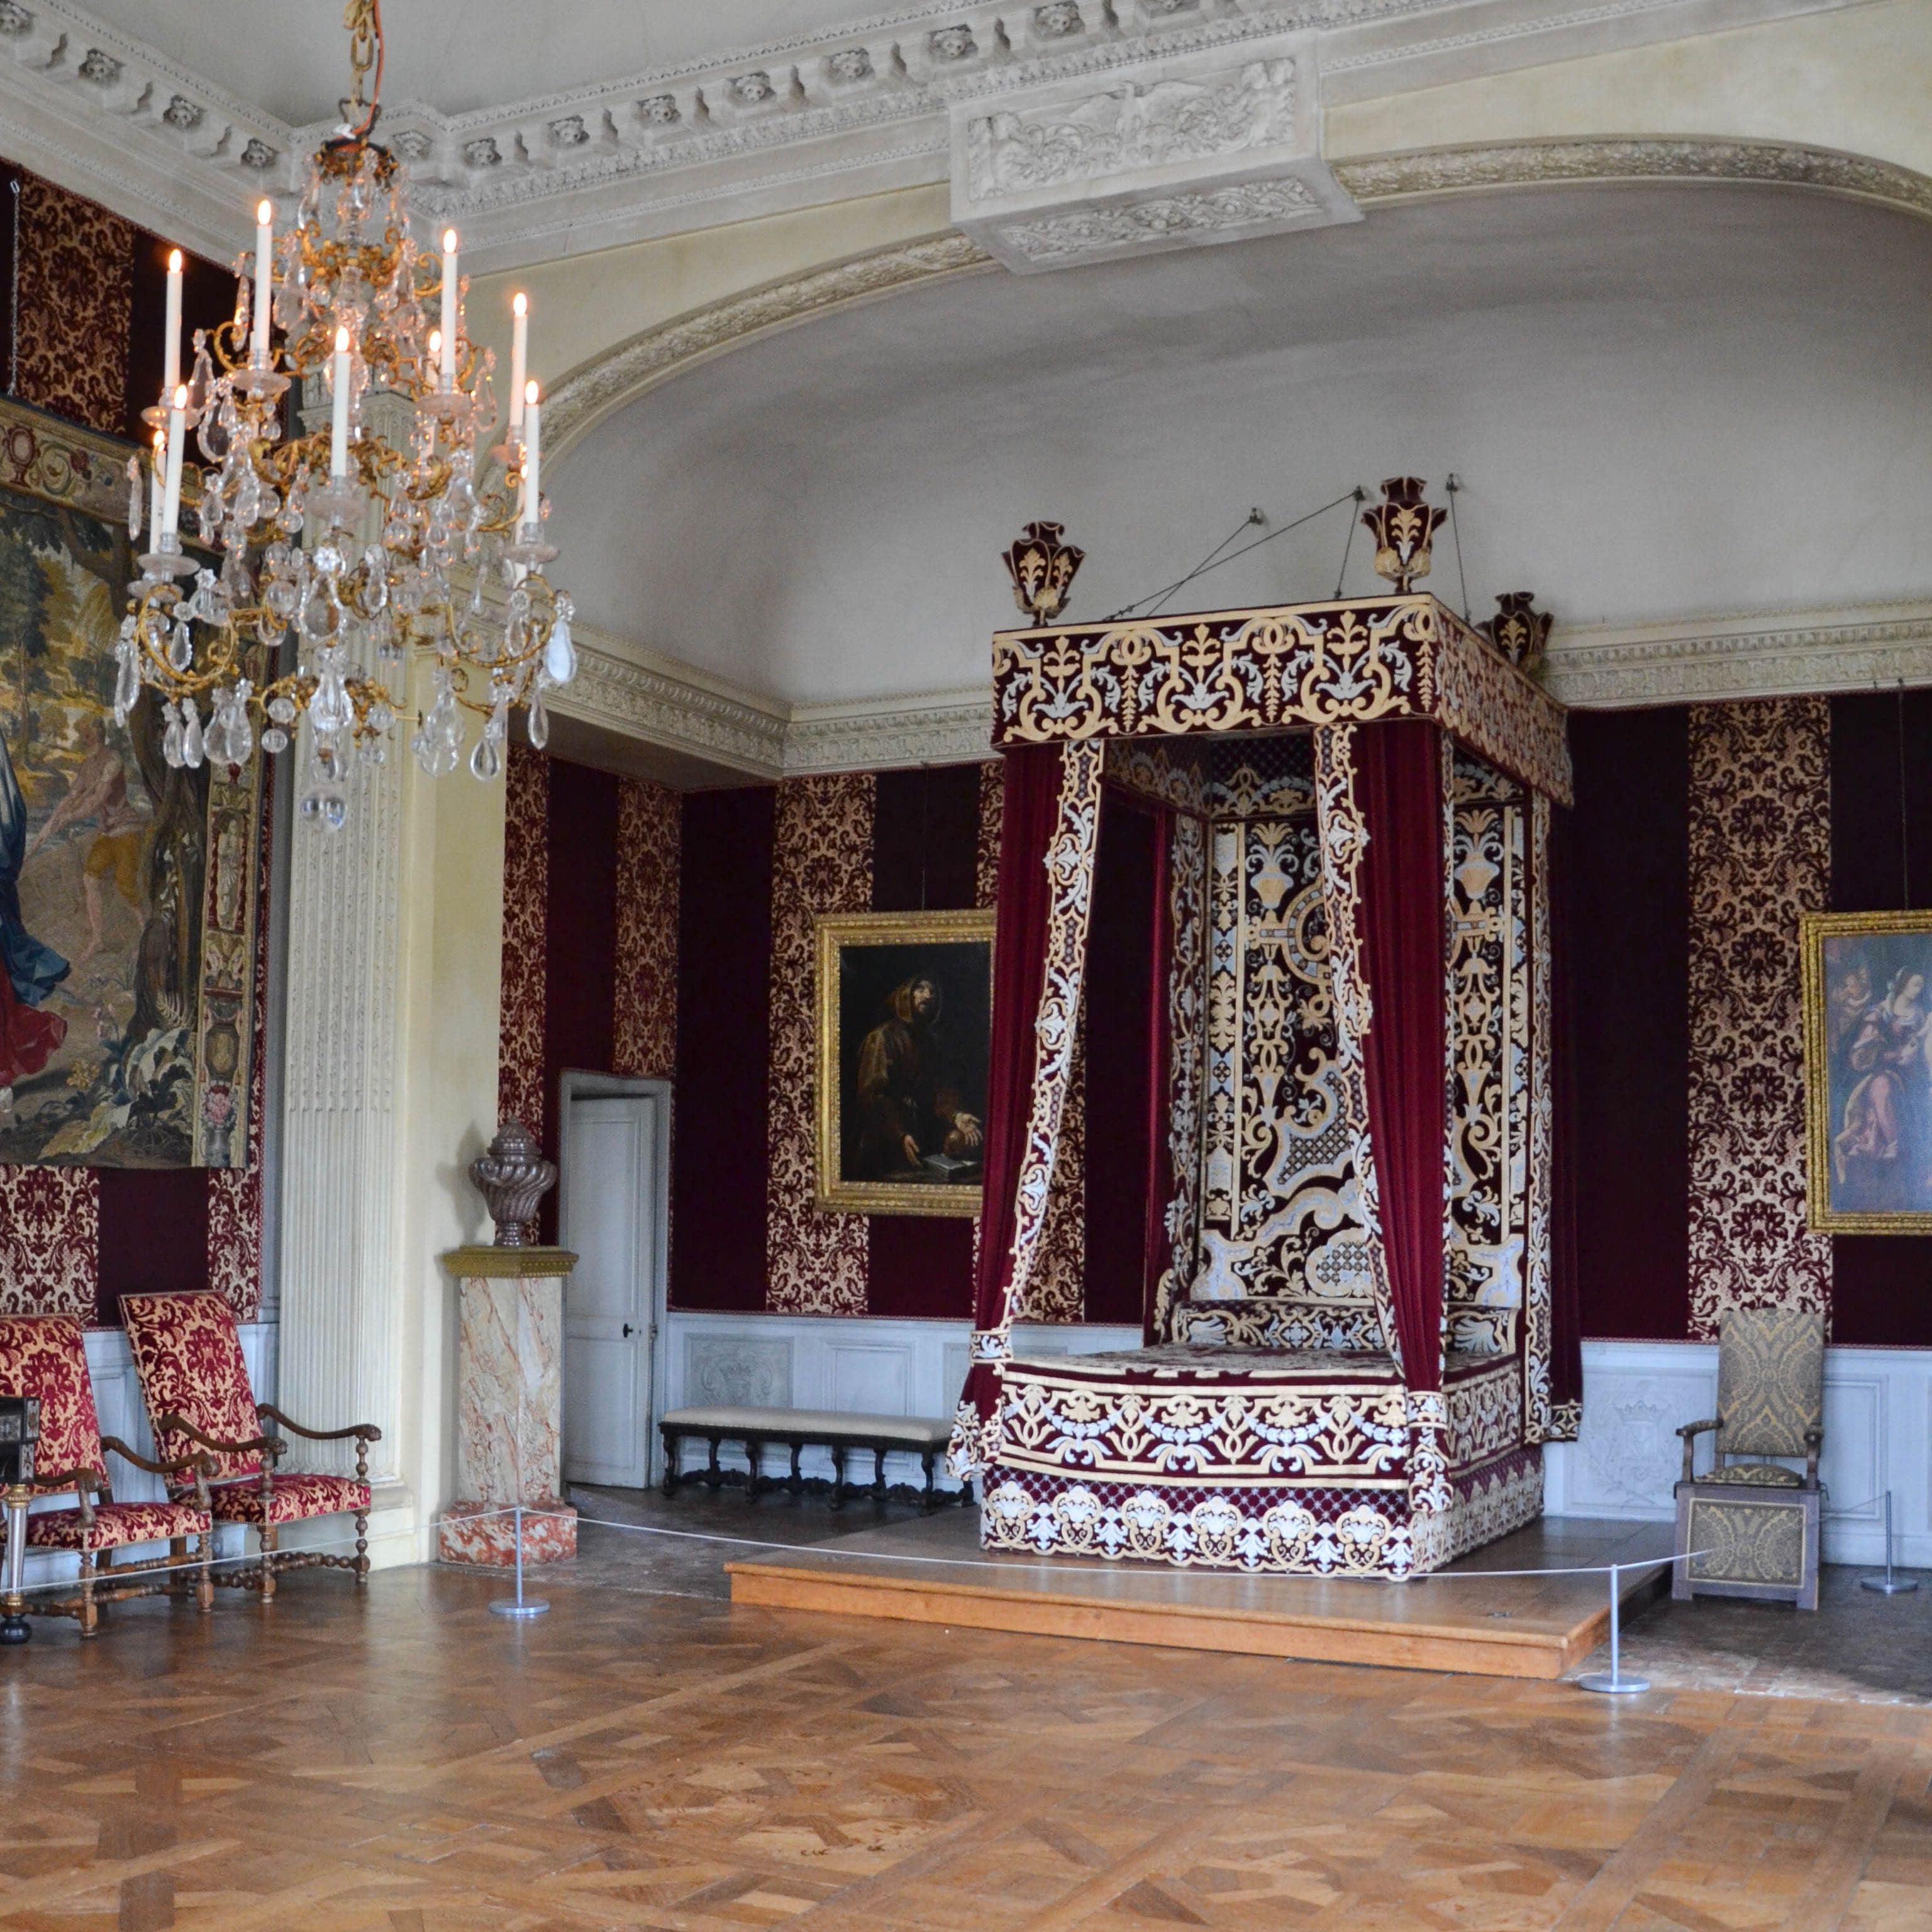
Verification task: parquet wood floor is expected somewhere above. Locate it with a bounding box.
[3,1560,1930,1931]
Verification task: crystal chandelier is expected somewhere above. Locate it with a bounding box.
[119,0,575,831]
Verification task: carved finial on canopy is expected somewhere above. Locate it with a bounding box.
[1363,477,1446,593]
[1483,591,1553,676]
[1003,521,1084,625]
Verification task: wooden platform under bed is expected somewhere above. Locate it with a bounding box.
[728,1513,1671,1679]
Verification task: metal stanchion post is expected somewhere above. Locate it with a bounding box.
[0,1482,30,1645]
[1860,1491,1919,1595]
[1577,1562,1650,1696]
[489,1503,550,1619]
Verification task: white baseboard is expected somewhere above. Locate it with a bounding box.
[1544,1339,1932,1569]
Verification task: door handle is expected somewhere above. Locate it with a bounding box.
[622,1323,636,1339]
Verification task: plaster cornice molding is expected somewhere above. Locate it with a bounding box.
[1331,137,1932,219]
[785,689,994,774]
[1541,600,1932,708]
[0,0,1881,264]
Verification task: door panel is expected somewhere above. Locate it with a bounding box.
[562,1095,655,1488]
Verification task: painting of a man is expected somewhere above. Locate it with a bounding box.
[816,911,994,1215]
[853,974,984,1180]
[1805,914,1932,1228]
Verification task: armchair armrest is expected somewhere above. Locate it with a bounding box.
[157,1412,287,1463]
[256,1405,380,1445]
[1677,1417,1721,1484]
[28,1464,102,1497]
[101,1435,216,1485]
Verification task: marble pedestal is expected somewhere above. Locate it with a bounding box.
[439,1245,579,1566]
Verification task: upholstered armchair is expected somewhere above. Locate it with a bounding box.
[0,1316,215,1635]
[120,1292,380,1599]
[1674,1307,1826,1611]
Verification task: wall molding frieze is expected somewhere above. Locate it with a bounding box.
[0,0,1882,266]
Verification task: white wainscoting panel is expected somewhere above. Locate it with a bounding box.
[1543,1340,1932,1568]
[657,1313,1140,1492]
[17,1322,277,1590]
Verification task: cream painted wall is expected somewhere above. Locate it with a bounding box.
[1328,0,1932,173]
[394,739,507,1562]
[469,183,952,422]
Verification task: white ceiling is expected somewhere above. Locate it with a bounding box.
[79,0,927,121]
[550,182,1932,707]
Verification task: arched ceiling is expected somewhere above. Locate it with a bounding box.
[550,182,1932,707]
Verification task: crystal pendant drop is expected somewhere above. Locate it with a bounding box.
[125,456,142,542]
[526,687,549,750]
[544,605,576,685]
[161,701,186,769]
[180,699,204,769]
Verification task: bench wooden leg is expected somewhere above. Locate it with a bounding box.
[662,1430,680,1497]
[747,1441,765,1501]
[788,1443,804,1497]
[703,1437,723,1492]
[872,1448,887,1504]
[830,1446,847,1510]
[921,1452,938,1513]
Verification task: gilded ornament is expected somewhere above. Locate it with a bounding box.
[1483,591,1552,675]
[1362,476,1446,592]
[1002,520,1085,625]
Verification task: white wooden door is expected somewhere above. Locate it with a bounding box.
[561,1094,655,1487]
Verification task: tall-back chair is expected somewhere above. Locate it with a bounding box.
[120,1292,380,1599]
[0,1315,213,1635]
[1674,1307,1826,1611]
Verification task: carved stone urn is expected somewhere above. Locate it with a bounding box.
[1363,477,1446,593]
[468,1120,557,1247]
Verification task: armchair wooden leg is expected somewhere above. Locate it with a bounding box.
[355,1506,370,1584]
[258,1525,278,1604]
[78,1550,98,1638]
[196,1527,213,1613]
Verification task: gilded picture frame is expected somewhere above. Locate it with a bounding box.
[814,908,996,1218]
[1802,908,1932,1232]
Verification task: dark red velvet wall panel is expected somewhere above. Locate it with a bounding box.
[538,761,619,1243]
[1568,707,1692,1340]
[1828,691,1932,1346]
[95,1169,209,1324]
[1082,794,1158,1329]
[866,763,980,1320]
[669,786,777,1311]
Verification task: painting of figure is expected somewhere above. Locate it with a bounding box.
[0,403,265,1169]
[1804,911,1932,1230]
[815,909,994,1216]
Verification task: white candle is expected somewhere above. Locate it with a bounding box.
[149,429,165,545]
[509,292,528,439]
[521,381,540,532]
[250,201,273,367]
[440,228,458,386]
[161,385,187,540]
[330,327,352,478]
[163,248,183,396]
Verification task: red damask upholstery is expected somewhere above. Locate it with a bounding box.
[120,1292,264,1484]
[206,1473,372,1528]
[26,1497,209,1552]
[0,1315,104,1482]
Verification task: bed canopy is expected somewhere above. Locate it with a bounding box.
[948,491,1583,1579]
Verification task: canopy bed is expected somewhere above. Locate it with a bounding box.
[947,492,1582,1579]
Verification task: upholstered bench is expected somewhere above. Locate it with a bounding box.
[658,1407,960,1511]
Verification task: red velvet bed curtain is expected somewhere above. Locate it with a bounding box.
[956,743,1065,1433]
[1353,721,1448,1398]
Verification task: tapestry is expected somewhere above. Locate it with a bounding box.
[765,772,874,1314]
[0,400,265,1169]
[497,744,548,1134]
[613,777,679,1081]
[975,759,1003,911]
[1687,699,1832,1336]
